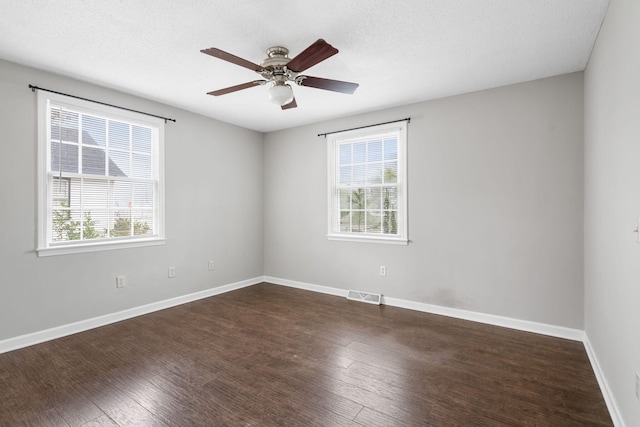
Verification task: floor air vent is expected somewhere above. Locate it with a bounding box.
[347,290,382,305]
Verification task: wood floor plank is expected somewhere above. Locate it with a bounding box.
[81,378,167,426]
[137,374,238,427]
[200,371,289,426]
[353,407,412,427]
[49,386,107,426]
[80,415,120,426]
[0,282,612,426]
[9,408,71,427]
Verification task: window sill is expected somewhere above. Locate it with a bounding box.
[37,237,166,257]
[327,234,408,245]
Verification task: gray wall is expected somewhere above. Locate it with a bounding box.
[0,59,264,341]
[264,73,585,329]
[585,0,640,424]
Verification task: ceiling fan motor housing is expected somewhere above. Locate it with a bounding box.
[261,46,298,83]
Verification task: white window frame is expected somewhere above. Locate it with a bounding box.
[37,91,165,257]
[327,121,408,245]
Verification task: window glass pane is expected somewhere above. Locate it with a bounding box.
[110,211,132,237]
[132,210,153,235]
[367,139,382,162]
[382,187,397,209]
[339,144,351,165]
[351,188,365,210]
[51,177,71,205]
[110,181,132,209]
[82,210,105,240]
[82,115,106,146]
[133,182,154,209]
[366,187,381,210]
[51,109,79,142]
[383,210,398,234]
[61,111,79,142]
[109,121,130,150]
[367,163,382,185]
[51,142,78,173]
[383,162,397,183]
[132,126,152,153]
[50,109,61,141]
[69,179,81,208]
[82,146,106,175]
[340,211,351,232]
[339,189,351,210]
[366,211,381,233]
[384,137,397,160]
[351,210,365,232]
[82,179,109,209]
[51,208,81,241]
[109,151,130,177]
[340,166,352,185]
[352,164,366,185]
[132,153,151,179]
[54,110,80,143]
[353,142,366,163]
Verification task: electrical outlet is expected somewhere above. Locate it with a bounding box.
[379,266,386,276]
[636,372,639,400]
[168,267,176,278]
[208,260,215,271]
[116,276,125,288]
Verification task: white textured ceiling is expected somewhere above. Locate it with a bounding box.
[0,0,609,132]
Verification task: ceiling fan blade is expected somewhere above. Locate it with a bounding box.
[281,97,297,110]
[286,39,339,73]
[297,76,359,94]
[207,80,265,96]
[201,47,265,72]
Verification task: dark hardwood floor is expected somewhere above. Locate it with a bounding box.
[0,283,612,426]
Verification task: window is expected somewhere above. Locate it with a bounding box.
[327,121,408,244]
[37,91,165,256]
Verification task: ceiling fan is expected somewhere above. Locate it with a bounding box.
[200,39,359,110]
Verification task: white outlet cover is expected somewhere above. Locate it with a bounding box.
[116,276,125,288]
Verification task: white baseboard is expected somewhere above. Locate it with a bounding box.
[384,295,586,341]
[584,336,625,427]
[263,276,349,298]
[264,276,584,341]
[0,276,262,355]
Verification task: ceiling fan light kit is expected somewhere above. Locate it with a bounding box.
[269,83,294,106]
[201,39,359,110]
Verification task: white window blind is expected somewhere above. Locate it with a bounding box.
[37,92,165,256]
[327,121,408,244]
